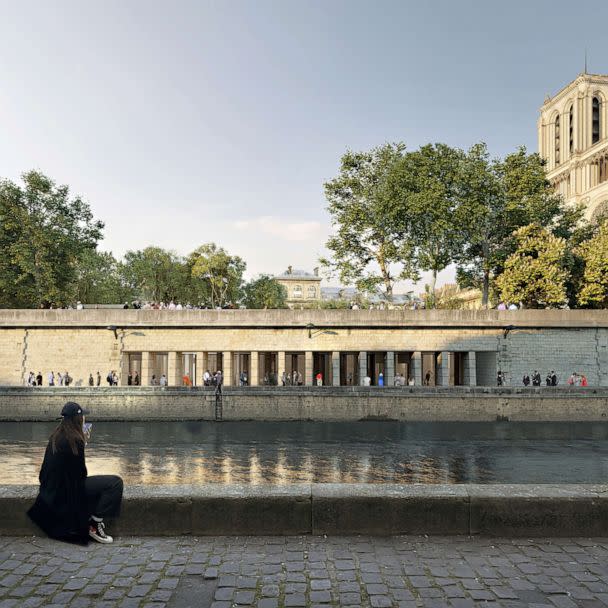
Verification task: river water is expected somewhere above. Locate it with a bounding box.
[1,420,607,485]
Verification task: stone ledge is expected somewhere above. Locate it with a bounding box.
[1,308,607,328]
[2,484,608,537]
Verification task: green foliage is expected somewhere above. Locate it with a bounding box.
[322,143,418,301]
[75,250,133,304]
[189,243,246,308]
[120,246,188,303]
[456,145,585,307]
[242,275,287,309]
[576,221,608,308]
[391,143,470,307]
[0,171,103,308]
[495,224,569,309]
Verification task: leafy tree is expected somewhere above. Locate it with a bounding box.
[391,143,468,307]
[456,145,586,307]
[120,247,188,303]
[0,171,103,307]
[189,243,245,308]
[322,143,418,302]
[75,249,133,304]
[495,224,569,308]
[576,220,608,308]
[242,275,287,309]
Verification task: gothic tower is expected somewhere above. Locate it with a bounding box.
[538,73,608,220]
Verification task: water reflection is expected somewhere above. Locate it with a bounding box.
[1,420,608,485]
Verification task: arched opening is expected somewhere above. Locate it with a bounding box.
[592,97,601,145]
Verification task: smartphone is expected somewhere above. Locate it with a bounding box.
[83,422,93,434]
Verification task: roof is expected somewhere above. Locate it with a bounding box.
[276,269,320,280]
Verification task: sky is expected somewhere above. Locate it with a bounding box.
[1,0,608,291]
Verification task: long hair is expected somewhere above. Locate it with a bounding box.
[50,414,85,455]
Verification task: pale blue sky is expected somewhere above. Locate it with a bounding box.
[1,0,607,288]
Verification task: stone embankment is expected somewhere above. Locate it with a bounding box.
[2,483,608,537]
[1,386,608,421]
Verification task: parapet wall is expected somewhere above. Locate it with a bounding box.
[1,387,608,422]
[2,483,608,537]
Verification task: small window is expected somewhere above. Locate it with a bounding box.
[555,115,560,165]
[292,285,302,298]
[307,286,317,298]
[592,97,601,145]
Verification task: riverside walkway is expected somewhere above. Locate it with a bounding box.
[1,534,607,607]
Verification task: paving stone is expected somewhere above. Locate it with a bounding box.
[0,535,608,608]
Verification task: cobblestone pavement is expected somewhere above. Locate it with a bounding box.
[2,535,608,608]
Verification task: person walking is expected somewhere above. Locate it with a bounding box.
[378,372,384,387]
[532,370,541,387]
[522,373,530,386]
[96,371,101,387]
[497,371,504,386]
[27,402,123,544]
[133,371,140,386]
[88,374,94,387]
[48,371,55,387]
[36,372,43,386]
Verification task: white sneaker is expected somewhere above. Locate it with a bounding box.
[89,519,113,543]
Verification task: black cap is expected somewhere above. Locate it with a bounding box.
[60,402,89,418]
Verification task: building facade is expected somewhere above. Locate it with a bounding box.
[539,73,608,220]
[1,309,607,388]
[275,267,322,308]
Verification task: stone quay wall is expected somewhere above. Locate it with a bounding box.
[1,387,608,422]
[0,309,607,388]
[3,483,608,537]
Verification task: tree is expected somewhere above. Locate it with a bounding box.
[322,143,418,302]
[75,249,133,304]
[576,220,608,308]
[495,224,569,308]
[120,247,188,303]
[0,171,104,307]
[189,243,245,308]
[456,145,586,307]
[242,275,287,309]
[392,143,468,307]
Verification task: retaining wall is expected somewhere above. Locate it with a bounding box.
[2,484,608,537]
[1,387,608,422]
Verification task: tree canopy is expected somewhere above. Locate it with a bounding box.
[0,171,104,308]
[242,275,287,309]
[495,224,569,309]
[321,143,418,302]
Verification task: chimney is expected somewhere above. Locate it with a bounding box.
[313,267,319,277]
[287,265,292,275]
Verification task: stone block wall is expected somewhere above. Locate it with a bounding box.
[0,310,607,387]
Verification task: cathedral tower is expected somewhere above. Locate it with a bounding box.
[539,73,608,220]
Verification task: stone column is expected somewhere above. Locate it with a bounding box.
[440,351,450,386]
[468,351,477,386]
[168,352,178,387]
[250,351,259,386]
[222,352,232,387]
[195,352,205,386]
[359,351,367,386]
[305,351,313,386]
[411,351,422,386]
[332,351,340,386]
[278,351,286,386]
[141,352,151,386]
[386,351,395,387]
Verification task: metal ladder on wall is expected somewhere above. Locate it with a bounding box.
[214,387,223,421]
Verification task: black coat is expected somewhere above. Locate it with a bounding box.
[27,436,89,543]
